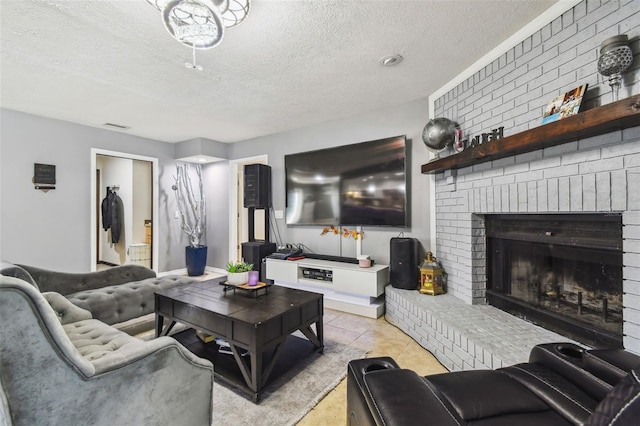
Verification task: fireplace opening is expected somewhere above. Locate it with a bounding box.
[486,213,622,348]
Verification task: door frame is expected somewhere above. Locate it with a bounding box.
[90,148,159,272]
[228,154,268,263]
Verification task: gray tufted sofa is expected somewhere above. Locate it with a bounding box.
[1,262,193,328]
[0,275,213,426]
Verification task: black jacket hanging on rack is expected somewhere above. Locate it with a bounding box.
[101,189,112,231]
[110,193,122,244]
[101,188,122,243]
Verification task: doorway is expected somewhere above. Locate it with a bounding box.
[228,155,269,263]
[90,149,159,272]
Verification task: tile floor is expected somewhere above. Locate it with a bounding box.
[297,308,448,425]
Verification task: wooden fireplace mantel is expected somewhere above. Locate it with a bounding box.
[421,94,640,174]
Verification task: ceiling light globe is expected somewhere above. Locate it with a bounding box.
[146,0,169,11]
[162,0,224,49]
[215,0,231,14]
[221,0,250,28]
[149,0,229,13]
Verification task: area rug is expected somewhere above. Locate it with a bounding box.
[210,336,366,426]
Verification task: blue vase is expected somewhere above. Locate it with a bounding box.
[185,245,207,276]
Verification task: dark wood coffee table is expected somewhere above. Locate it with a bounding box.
[155,278,323,402]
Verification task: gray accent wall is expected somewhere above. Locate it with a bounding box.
[1,97,432,273]
[0,109,205,272]
[228,97,433,265]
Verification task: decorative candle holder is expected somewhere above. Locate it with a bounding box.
[248,270,259,286]
[597,34,633,102]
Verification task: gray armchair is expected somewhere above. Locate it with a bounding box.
[0,276,214,426]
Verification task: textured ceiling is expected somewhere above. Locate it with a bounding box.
[1,0,557,143]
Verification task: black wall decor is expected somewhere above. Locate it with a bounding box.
[34,163,56,190]
[469,126,504,148]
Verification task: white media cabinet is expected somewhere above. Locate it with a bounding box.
[265,257,389,318]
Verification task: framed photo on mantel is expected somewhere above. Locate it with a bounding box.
[541,84,588,125]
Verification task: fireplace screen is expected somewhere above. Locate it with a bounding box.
[486,214,622,347]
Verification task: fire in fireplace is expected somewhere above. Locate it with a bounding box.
[485,213,623,348]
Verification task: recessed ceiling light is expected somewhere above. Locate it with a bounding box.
[379,54,403,67]
[175,155,226,164]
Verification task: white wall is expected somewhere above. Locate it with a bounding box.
[132,160,151,244]
[202,161,230,267]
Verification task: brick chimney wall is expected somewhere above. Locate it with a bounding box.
[431,0,640,352]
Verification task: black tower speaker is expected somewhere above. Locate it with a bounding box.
[244,164,272,208]
[390,237,419,289]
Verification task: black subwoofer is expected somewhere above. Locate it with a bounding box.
[390,237,419,289]
[241,241,277,272]
[244,164,272,208]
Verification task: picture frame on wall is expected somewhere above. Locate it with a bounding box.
[541,84,588,124]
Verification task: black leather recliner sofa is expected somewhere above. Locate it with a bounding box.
[347,343,640,425]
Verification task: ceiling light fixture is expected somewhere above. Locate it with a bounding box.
[162,0,224,49]
[185,46,204,70]
[379,54,403,67]
[146,0,250,50]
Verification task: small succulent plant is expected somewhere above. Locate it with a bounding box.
[226,262,254,273]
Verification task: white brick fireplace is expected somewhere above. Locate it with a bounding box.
[429,0,640,353]
[433,130,640,351]
[385,0,640,371]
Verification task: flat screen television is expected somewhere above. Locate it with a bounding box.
[285,135,408,227]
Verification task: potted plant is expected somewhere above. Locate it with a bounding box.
[226,261,254,285]
[173,163,207,276]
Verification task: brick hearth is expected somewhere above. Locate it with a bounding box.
[385,288,577,371]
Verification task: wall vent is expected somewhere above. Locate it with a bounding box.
[103,122,130,130]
